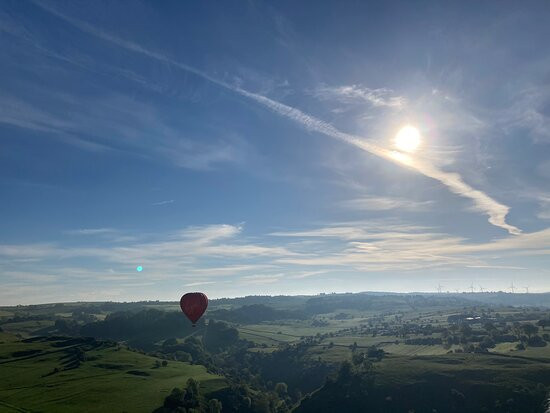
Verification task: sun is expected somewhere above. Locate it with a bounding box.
[394,125,421,153]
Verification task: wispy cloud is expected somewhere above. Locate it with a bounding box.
[536,194,550,220]
[4,271,58,283]
[187,265,276,277]
[240,273,284,285]
[173,224,243,244]
[501,86,550,143]
[313,84,406,108]
[0,95,112,152]
[67,228,117,235]
[30,0,520,235]
[0,89,246,170]
[271,222,436,241]
[273,223,550,271]
[157,136,247,171]
[538,160,550,179]
[466,265,527,270]
[289,270,331,279]
[0,224,297,276]
[1,220,549,304]
[341,196,433,211]
[184,281,216,287]
[237,82,520,235]
[152,200,174,206]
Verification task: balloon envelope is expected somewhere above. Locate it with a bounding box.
[180,292,208,325]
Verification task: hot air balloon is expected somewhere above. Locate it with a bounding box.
[180,292,208,326]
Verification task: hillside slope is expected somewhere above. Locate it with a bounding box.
[0,333,226,412]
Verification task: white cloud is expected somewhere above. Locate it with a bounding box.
[187,265,275,277]
[341,196,433,211]
[501,86,550,143]
[184,281,216,287]
[272,222,550,272]
[4,271,58,283]
[538,160,550,179]
[174,224,243,243]
[313,85,406,108]
[1,220,549,304]
[157,136,247,171]
[466,265,527,270]
[67,228,117,235]
[240,273,284,285]
[152,200,174,206]
[271,222,437,241]
[289,270,331,279]
[0,224,298,279]
[0,243,58,258]
[29,0,520,235]
[536,194,550,220]
[235,74,520,236]
[1,91,246,170]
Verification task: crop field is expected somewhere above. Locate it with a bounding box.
[233,304,550,367]
[0,334,226,413]
[517,345,550,359]
[374,353,550,388]
[3,295,550,412]
[0,310,14,318]
[0,320,56,337]
[380,343,453,356]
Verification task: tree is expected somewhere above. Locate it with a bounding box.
[516,342,525,350]
[512,322,523,339]
[338,360,353,382]
[184,378,201,408]
[522,324,538,339]
[207,398,222,413]
[55,319,77,334]
[163,388,186,410]
[275,382,288,397]
[367,346,385,360]
[480,336,495,350]
[160,379,204,412]
[459,323,472,338]
[450,388,465,411]
[537,319,550,330]
[163,338,178,347]
[351,352,365,366]
[203,320,239,353]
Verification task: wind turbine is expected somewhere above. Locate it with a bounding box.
[479,285,484,293]
[437,284,443,294]
[469,282,475,294]
[509,282,515,294]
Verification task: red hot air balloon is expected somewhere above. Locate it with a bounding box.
[180,292,208,326]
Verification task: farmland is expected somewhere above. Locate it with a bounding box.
[2,293,550,412]
[0,333,225,413]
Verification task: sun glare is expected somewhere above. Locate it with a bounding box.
[394,125,421,153]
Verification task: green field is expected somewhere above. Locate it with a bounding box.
[374,353,550,388]
[236,309,550,364]
[0,320,56,338]
[3,296,550,412]
[0,334,226,413]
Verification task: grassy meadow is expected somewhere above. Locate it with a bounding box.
[0,333,225,413]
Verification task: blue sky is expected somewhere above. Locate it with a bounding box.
[1,0,550,304]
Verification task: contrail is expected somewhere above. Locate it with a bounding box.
[32,1,521,235]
